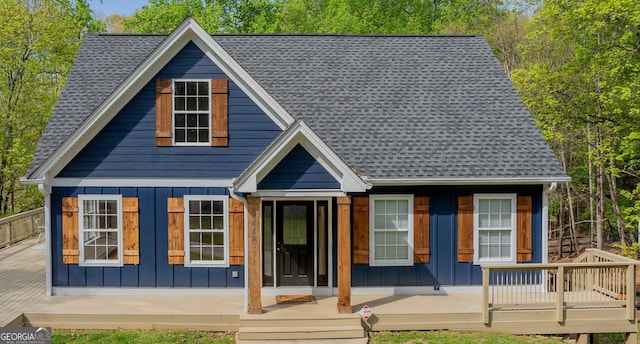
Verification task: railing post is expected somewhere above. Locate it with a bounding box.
[482,267,490,324]
[626,264,635,320]
[556,266,564,322]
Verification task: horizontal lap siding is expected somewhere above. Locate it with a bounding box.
[258,144,340,190]
[51,186,244,288]
[348,185,543,287]
[57,42,280,178]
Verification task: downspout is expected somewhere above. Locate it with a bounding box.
[542,182,557,264]
[38,182,52,296]
[228,186,249,313]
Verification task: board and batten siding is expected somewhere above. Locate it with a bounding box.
[57,41,281,179]
[257,144,340,190]
[340,185,543,287]
[51,186,244,288]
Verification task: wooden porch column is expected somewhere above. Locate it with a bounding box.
[246,196,262,314]
[337,195,352,314]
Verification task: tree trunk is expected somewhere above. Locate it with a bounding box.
[587,124,595,245]
[596,136,605,250]
[606,167,627,246]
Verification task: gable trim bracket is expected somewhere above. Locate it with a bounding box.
[234,120,367,193]
[28,17,295,181]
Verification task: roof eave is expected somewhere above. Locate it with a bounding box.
[365,176,571,186]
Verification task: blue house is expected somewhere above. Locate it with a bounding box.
[22,19,569,314]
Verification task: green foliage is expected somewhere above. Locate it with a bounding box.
[613,242,640,259]
[0,0,103,216]
[513,0,640,246]
[52,329,234,344]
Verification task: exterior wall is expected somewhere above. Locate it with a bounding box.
[51,186,244,288]
[336,185,543,287]
[257,144,340,190]
[57,41,281,179]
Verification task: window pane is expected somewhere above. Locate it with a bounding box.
[213,247,224,261]
[187,82,197,95]
[200,200,211,214]
[198,114,208,127]
[187,97,197,111]
[374,214,386,230]
[175,114,185,127]
[189,216,200,229]
[175,82,185,95]
[186,114,198,127]
[201,216,211,229]
[175,97,185,111]
[213,201,223,214]
[198,97,208,111]
[189,232,200,244]
[501,199,511,213]
[479,199,490,213]
[198,82,208,95]
[187,129,198,142]
[198,129,208,142]
[374,200,385,214]
[213,216,224,229]
[175,129,185,142]
[202,232,213,245]
[283,205,307,245]
[213,232,224,246]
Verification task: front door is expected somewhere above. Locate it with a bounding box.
[276,201,314,286]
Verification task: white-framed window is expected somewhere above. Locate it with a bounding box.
[78,195,123,267]
[369,194,414,266]
[173,79,210,145]
[184,195,229,267]
[473,194,517,264]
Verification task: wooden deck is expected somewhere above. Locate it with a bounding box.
[1,240,637,342]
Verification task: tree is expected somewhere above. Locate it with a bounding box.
[513,0,640,249]
[0,0,103,215]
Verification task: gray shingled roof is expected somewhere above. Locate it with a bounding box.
[27,34,567,180]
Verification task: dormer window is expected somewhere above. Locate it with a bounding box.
[156,78,228,147]
[173,80,211,144]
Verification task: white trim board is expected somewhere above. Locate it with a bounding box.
[52,287,245,296]
[51,178,234,188]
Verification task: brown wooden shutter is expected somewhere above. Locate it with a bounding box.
[122,198,140,265]
[156,79,173,146]
[62,197,79,264]
[414,196,430,263]
[352,196,369,264]
[457,195,474,262]
[229,198,244,265]
[517,196,533,262]
[167,198,185,264]
[211,79,228,147]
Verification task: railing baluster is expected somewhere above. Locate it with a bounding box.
[556,266,564,322]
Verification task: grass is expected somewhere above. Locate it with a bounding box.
[369,331,565,344]
[50,329,635,343]
[51,329,235,344]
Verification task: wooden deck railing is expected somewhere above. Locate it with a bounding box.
[482,249,638,324]
[0,208,44,249]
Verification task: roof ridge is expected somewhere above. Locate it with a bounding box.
[93,33,481,38]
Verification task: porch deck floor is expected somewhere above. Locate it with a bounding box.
[1,239,636,340]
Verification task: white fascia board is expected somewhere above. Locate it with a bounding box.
[252,190,347,198]
[234,121,366,193]
[366,176,571,186]
[51,178,234,188]
[30,18,294,181]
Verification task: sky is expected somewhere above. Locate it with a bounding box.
[89,0,150,17]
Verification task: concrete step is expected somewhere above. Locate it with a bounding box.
[237,325,365,340]
[237,313,366,341]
